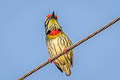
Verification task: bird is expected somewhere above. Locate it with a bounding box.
[45,11,73,76]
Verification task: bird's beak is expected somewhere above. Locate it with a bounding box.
[51,11,55,19]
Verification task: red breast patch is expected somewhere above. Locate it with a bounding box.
[49,29,60,35]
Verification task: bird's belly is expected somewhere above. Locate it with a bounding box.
[46,34,73,71]
[47,37,64,57]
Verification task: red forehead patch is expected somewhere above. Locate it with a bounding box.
[46,14,52,19]
[46,14,57,19]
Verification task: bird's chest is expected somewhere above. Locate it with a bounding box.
[46,35,64,56]
[47,36,61,48]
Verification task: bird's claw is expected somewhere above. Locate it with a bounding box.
[64,48,66,53]
[48,57,58,64]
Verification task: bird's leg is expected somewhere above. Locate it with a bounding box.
[53,60,58,64]
[48,57,52,63]
[63,48,68,57]
[63,48,67,53]
[48,57,58,64]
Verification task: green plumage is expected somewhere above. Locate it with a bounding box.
[46,32,73,76]
[45,12,73,76]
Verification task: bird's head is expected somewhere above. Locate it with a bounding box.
[45,11,62,35]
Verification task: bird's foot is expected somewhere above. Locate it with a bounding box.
[53,60,58,64]
[64,48,68,56]
[48,57,52,63]
[48,57,58,64]
[64,48,67,53]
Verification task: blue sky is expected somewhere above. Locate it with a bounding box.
[0,0,120,80]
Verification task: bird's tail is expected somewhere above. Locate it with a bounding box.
[65,68,71,76]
